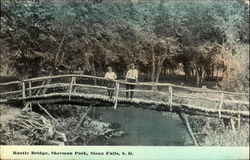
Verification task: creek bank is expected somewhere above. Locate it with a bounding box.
[0,104,125,145]
[0,106,66,145]
[188,115,249,146]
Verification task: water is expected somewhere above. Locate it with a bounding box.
[90,106,192,146]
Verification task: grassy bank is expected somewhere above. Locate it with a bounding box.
[188,115,249,146]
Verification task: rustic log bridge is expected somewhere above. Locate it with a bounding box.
[0,74,249,122]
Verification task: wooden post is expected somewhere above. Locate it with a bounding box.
[168,85,173,111]
[69,76,76,101]
[114,81,120,110]
[230,118,236,133]
[28,81,32,97]
[237,114,241,130]
[22,102,31,112]
[72,77,77,93]
[218,92,224,118]
[29,102,32,111]
[22,81,26,99]
[178,112,199,146]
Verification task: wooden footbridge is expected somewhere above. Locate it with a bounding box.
[1,74,249,119]
[1,74,249,145]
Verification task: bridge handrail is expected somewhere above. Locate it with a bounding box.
[0,74,249,97]
[116,80,248,96]
[21,74,107,82]
[0,81,20,86]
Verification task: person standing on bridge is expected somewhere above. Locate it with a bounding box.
[125,63,139,99]
[104,66,117,99]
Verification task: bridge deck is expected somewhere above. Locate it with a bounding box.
[0,74,249,121]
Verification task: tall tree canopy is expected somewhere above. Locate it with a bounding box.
[0,0,249,92]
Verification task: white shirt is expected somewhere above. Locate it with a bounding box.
[105,72,117,80]
[125,69,138,80]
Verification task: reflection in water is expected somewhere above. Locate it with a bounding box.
[89,106,192,146]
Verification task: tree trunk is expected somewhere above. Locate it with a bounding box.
[191,68,194,77]
[216,68,219,81]
[53,35,65,72]
[155,63,161,83]
[92,63,97,85]
[155,57,166,83]
[211,65,214,79]
[40,36,65,95]
[183,62,191,81]
[200,65,205,86]
[172,68,175,75]
[195,66,200,87]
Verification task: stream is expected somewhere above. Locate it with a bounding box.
[89,106,192,146]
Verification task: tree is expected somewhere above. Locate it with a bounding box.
[1,0,248,93]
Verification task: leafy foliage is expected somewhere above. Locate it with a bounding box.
[1,0,249,91]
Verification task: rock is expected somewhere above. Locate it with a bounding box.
[111,130,125,137]
[202,85,207,89]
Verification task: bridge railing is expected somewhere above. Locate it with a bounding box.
[116,80,249,114]
[0,74,249,119]
[0,81,22,100]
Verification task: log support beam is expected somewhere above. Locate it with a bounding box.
[230,118,236,133]
[37,103,58,124]
[114,82,120,110]
[178,112,199,146]
[22,102,32,112]
[237,114,241,130]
